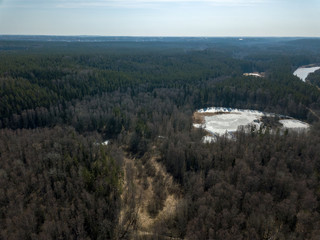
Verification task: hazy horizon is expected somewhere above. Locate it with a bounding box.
[1,35,320,38]
[1,0,320,37]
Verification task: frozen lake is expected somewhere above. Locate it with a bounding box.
[293,66,320,82]
[193,107,310,143]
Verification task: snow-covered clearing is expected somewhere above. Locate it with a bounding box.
[293,66,320,82]
[193,107,309,143]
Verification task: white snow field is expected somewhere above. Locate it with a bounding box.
[293,66,320,82]
[193,107,309,143]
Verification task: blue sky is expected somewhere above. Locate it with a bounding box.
[0,0,319,36]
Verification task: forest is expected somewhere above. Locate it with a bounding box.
[1,37,320,239]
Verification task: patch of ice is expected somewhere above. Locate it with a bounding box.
[194,108,268,142]
[243,73,263,77]
[193,123,203,128]
[279,119,309,129]
[203,135,216,143]
[197,107,269,115]
[293,66,320,82]
[194,107,310,143]
[203,113,261,135]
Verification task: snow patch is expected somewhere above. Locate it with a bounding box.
[203,135,216,143]
[101,140,110,146]
[243,72,264,78]
[202,111,263,135]
[197,107,269,115]
[279,119,309,129]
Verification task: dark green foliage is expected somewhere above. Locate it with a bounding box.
[307,69,320,88]
[2,39,320,129]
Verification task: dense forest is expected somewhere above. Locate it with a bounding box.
[1,37,320,239]
[307,69,320,88]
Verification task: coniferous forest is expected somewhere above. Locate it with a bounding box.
[1,37,320,239]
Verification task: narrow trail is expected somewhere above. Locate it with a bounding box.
[118,153,183,239]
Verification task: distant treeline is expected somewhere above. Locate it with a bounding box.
[1,40,320,130]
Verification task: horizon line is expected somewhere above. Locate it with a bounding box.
[1,34,320,38]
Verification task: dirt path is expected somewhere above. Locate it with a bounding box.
[117,154,183,239]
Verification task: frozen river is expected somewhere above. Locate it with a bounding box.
[293,66,320,82]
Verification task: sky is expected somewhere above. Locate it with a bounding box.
[0,0,319,36]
